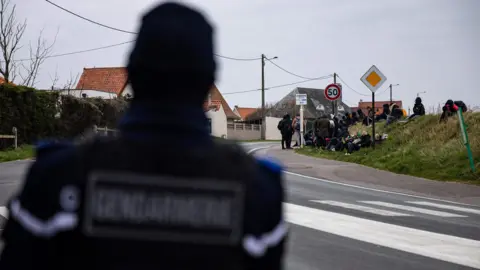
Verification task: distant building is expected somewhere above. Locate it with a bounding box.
[61,67,131,99]
[203,86,240,137]
[247,87,351,121]
[233,106,257,121]
[208,85,240,123]
[353,99,403,116]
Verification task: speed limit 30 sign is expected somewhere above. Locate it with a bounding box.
[324,84,342,101]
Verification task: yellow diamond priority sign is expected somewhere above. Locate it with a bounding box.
[360,65,387,93]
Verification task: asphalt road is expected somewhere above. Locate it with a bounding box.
[0,142,479,269]
[283,171,480,270]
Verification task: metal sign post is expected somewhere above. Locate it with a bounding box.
[360,65,388,149]
[296,94,307,148]
[457,108,476,173]
[300,105,305,148]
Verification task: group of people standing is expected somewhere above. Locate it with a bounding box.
[277,113,304,149]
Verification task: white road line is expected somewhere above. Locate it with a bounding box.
[285,203,480,269]
[310,200,413,217]
[247,146,273,154]
[407,201,480,215]
[360,201,467,218]
[285,171,479,207]
[0,206,8,219]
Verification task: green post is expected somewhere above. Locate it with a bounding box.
[457,107,476,172]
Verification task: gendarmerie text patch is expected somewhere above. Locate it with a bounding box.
[83,171,245,245]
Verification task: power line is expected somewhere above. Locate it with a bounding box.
[8,41,135,62]
[376,86,390,96]
[336,74,371,97]
[265,59,320,80]
[45,0,136,34]
[222,75,333,96]
[217,55,262,61]
[44,0,260,61]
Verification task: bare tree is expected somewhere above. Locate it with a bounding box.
[62,71,79,92]
[19,28,57,87]
[0,0,56,87]
[0,0,26,83]
[49,67,79,93]
[49,65,60,90]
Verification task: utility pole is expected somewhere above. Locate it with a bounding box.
[333,73,337,116]
[261,54,266,140]
[389,84,392,104]
[260,54,278,140]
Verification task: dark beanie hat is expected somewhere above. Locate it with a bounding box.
[127,2,216,100]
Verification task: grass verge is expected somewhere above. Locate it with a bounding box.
[0,145,34,163]
[296,113,480,184]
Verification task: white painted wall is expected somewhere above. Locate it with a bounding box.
[59,90,117,99]
[265,116,282,140]
[121,84,133,97]
[206,105,228,138]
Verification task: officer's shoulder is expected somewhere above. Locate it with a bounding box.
[212,138,247,156]
[32,140,77,171]
[255,156,284,176]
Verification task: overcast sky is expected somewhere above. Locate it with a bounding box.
[14,0,480,111]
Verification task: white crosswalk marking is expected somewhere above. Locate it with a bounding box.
[361,201,468,217]
[310,200,413,217]
[407,201,480,215]
[285,203,480,269]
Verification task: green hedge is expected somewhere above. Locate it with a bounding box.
[0,85,128,149]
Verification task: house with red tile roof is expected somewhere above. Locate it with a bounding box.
[233,106,257,121]
[67,67,129,99]
[72,68,238,116]
[72,67,236,137]
[203,87,240,137]
[208,85,239,122]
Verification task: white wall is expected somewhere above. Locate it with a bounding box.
[60,90,117,99]
[265,116,282,140]
[121,84,133,97]
[206,105,228,138]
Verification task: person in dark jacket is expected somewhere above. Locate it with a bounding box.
[440,99,467,122]
[357,109,365,121]
[386,103,404,125]
[314,114,331,148]
[278,113,293,149]
[362,107,373,126]
[326,120,349,151]
[0,3,287,270]
[376,104,390,121]
[344,113,352,127]
[351,112,359,125]
[408,97,426,120]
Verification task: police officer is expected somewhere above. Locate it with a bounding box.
[0,2,286,270]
